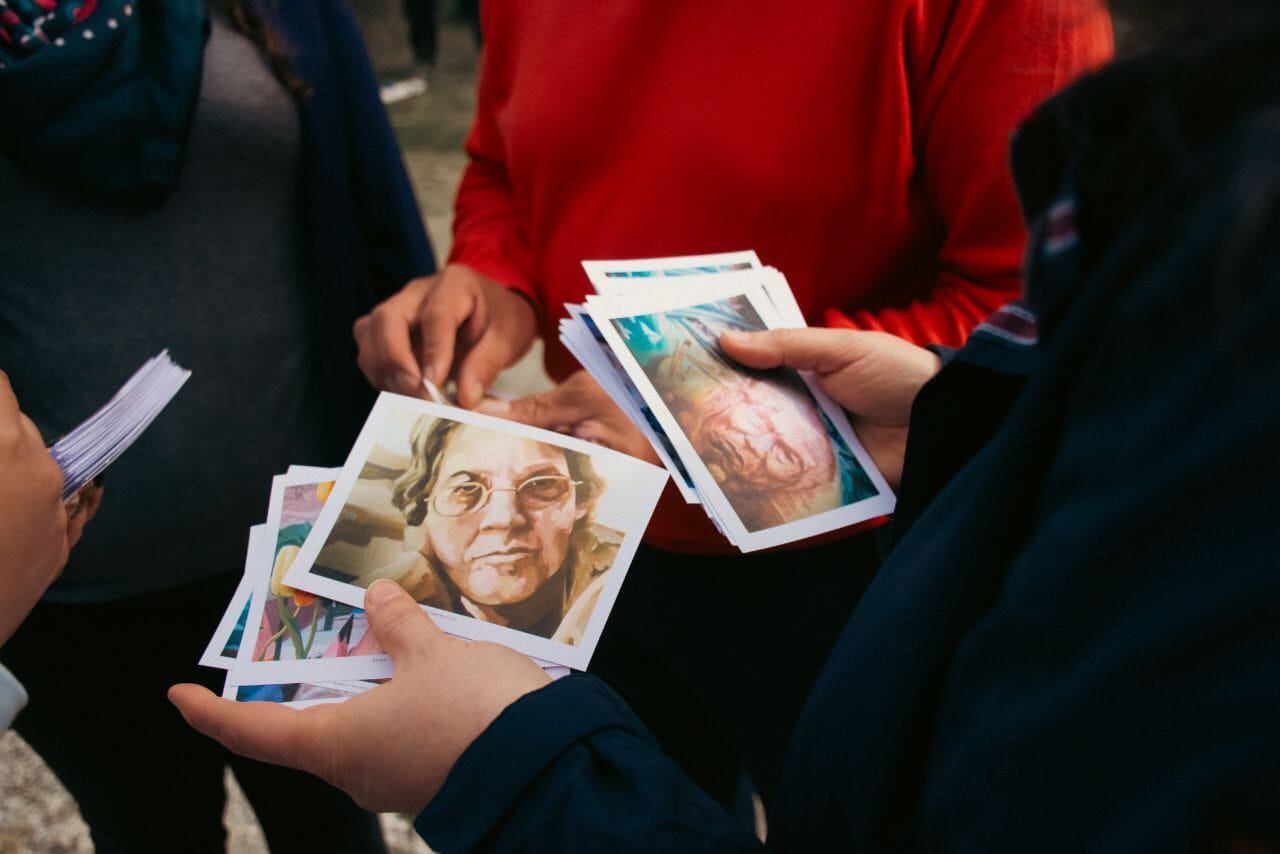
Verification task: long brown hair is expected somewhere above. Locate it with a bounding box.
[222,0,312,99]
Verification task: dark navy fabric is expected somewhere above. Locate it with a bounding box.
[413,80,1280,853]
[255,0,436,457]
[0,1,210,204]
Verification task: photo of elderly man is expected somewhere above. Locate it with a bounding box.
[614,297,879,533]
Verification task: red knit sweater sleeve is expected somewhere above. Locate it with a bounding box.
[447,7,540,310]
[825,0,1113,347]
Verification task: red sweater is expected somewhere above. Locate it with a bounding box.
[451,0,1113,554]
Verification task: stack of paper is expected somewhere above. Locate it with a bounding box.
[561,252,896,552]
[201,393,669,708]
[49,351,191,500]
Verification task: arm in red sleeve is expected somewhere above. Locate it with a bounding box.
[826,0,1113,347]
[447,7,540,311]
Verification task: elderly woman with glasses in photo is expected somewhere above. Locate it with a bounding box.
[360,417,621,644]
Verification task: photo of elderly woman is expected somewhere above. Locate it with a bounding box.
[307,413,625,646]
[612,296,879,533]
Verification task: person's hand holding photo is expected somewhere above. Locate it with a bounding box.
[354,264,539,408]
[170,580,551,812]
[720,328,941,490]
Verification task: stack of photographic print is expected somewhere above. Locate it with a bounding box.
[49,351,191,500]
[562,252,896,552]
[201,397,670,707]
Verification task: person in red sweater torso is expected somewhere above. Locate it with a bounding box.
[355,0,1113,806]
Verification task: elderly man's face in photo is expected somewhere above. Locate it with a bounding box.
[424,430,584,606]
[682,377,841,529]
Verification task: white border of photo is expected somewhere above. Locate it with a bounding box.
[230,470,401,687]
[197,524,264,669]
[282,393,670,671]
[582,250,762,291]
[586,279,896,552]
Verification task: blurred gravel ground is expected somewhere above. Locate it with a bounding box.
[0,7,545,853]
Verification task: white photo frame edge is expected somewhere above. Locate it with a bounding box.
[282,393,670,670]
[587,281,896,552]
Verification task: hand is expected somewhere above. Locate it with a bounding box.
[479,371,662,466]
[64,481,104,551]
[720,329,941,489]
[170,580,551,813]
[354,264,538,408]
[0,372,73,645]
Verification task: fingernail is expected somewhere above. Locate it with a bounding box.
[366,579,401,608]
[463,380,483,406]
[721,330,749,344]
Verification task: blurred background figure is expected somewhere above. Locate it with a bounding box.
[403,0,440,66]
[351,0,483,106]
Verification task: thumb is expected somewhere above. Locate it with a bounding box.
[168,683,334,773]
[363,579,444,664]
[720,328,860,375]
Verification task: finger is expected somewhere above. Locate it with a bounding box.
[169,684,332,772]
[478,382,596,430]
[363,580,446,666]
[18,411,47,448]
[417,287,476,388]
[455,332,518,409]
[66,507,88,549]
[365,310,425,396]
[80,483,105,522]
[720,328,863,374]
[353,315,386,389]
[0,370,17,420]
[571,420,613,446]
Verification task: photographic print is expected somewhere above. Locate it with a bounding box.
[231,471,399,687]
[198,525,265,669]
[590,263,806,329]
[589,282,895,551]
[283,395,669,670]
[563,305,701,503]
[221,674,382,710]
[582,250,761,290]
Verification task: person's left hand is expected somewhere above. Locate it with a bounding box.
[169,581,550,813]
[479,371,662,466]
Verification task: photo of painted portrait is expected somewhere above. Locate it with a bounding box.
[611,295,879,534]
[282,396,667,669]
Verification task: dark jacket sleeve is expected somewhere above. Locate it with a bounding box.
[913,142,1280,851]
[415,675,762,853]
[320,0,436,297]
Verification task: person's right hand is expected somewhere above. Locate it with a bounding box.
[170,580,551,813]
[354,264,539,409]
[0,372,74,645]
[720,328,941,490]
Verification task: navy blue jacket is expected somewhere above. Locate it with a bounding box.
[413,62,1280,853]
[259,0,435,455]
